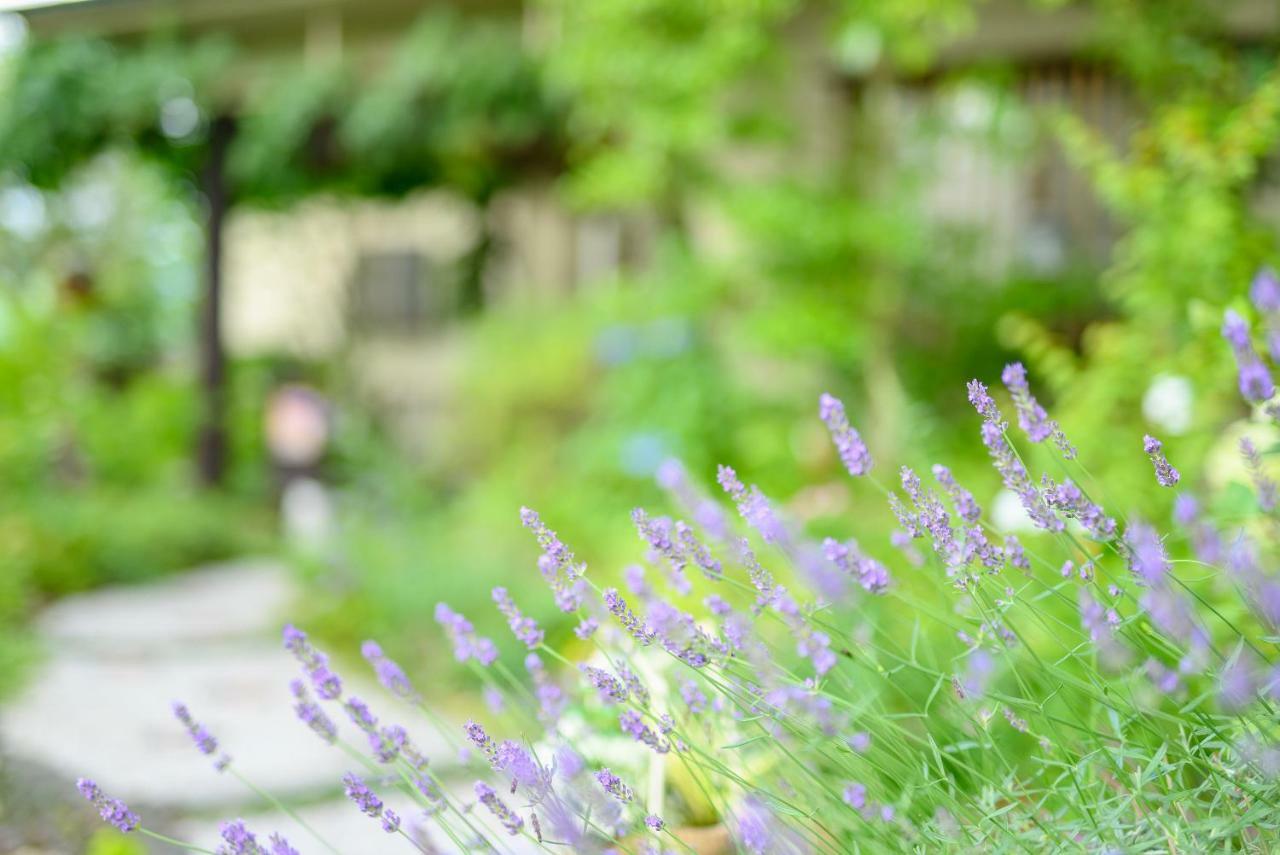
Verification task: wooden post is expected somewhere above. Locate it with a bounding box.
[196,115,236,487]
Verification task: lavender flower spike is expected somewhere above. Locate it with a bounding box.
[1143,434,1180,487]
[595,767,634,803]
[172,702,230,772]
[520,506,587,612]
[434,603,498,666]
[282,623,343,701]
[492,587,544,649]
[475,781,524,835]
[1222,309,1276,402]
[219,819,264,855]
[1241,437,1278,512]
[343,772,385,819]
[1000,362,1074,456]
[361,641,419,702]
[1252,267,1280,313]
[819,392,873,476]
[290,679,338,743]
[76,778,139,833]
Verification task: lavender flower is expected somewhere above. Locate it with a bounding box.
[574,617,599,640]
[76,778,139,833]
[1240,361,1276,402]
[595,767,634,803]
[464,720,499,766]
[218,819,263,855]
[823,538,890,594]
[632,509,691,593]
[842,782,867,809]
[1001,363,1076,456]
[492,587,544,649]
[1143,435,1180,487]
[1241,437,1277,512]
[381,808,401,834]
[521,506,587,612]
[676,520,722,580]
[172,702,227,773]
[581,664,630,705]
[282,624,343,701]
[1220,656,1261,712]
[717,465,786,543]
[737,797,774,854]
[497,740,549,795]
[1223,310,1276,402]
[475,781,524,835]
[343,772,384,818]
[655,458,732,541]
[1004,535,1029,571]
[1224,309,1253,353]
[819,392,873,476]
[370,723,407,764]
[737,539,778,610]
[932,464,981,523]
[526,653,566,723]
[344,696,378,731]
[897,466,960,568]
[1001,363,1052,442]
[680,680,708,714]
[1252,267,1280,313]
[619,709,671,754]
[360,641,419,702]
[1145,658,1181,694]
[1125,523,1169,584]
[603,588,656,645]
[434,603,498,666]
[848,731,871,753]
[289,679,337,744]
[971,398,1063,533]
[269,833,300,855]
[1042,477,1116,541]
[645,814,665,832]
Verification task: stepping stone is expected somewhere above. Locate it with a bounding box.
[0,561,458,812]
[37,559,294,654]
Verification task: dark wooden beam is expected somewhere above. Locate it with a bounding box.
[196,114,236,487]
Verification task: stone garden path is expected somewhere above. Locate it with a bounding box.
[0,560,530,854]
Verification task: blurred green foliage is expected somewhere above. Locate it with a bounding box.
[305,0,1280,684]
[1,0,1279,700]
[0,158,273,695]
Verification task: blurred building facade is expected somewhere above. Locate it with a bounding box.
[11,0,1280,457]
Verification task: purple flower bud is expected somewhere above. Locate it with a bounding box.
[645,814,665,832]
[361,640,419,702]
[343,772,384,818]
[1241,437,1277,512]
[475,781,524,835]
[521,507,587,612]
[269,833,301,855]
[171,702,223,769]
[289,679,337,744]
[717,465,787,544]
[1252,267,1280,313]
[76,778,139,833]
[492,587,544,649]
[219,819,263,855]
[1143,434,1180,487]
[819,393,873,476]
[595,767,633,803]
[434,603,498,666]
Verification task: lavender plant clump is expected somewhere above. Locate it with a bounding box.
[74,274,1280,853]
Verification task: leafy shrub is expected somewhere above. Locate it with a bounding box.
[76,278,1280,853]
